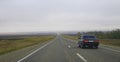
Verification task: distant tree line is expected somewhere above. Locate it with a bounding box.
[77,29,120,39]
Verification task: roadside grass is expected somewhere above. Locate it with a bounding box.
[63,35,120,47]
[100,39,120,47]
[0,35,55,55]
[63,35,78,40]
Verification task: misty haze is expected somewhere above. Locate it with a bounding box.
[0,0,120,62]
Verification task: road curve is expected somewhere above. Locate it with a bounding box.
[17,35,120,62]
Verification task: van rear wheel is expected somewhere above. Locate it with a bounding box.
[95,46,98,49]
[78,45,81,48]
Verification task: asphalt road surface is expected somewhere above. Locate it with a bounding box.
[15,35,120,62]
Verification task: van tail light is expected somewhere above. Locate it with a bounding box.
[83,39,89,42]
[95,40,99,42]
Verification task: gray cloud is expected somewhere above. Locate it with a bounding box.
[0,0,120,33]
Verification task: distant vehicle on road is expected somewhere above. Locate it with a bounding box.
[78,34,99,49]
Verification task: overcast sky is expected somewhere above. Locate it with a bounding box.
[0,0,120,33]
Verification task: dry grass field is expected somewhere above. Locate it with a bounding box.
[0,35,55,55]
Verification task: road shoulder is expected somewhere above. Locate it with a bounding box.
[0,40,52,62]
[100,44,120,52]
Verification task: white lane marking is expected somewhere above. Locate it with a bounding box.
[102,47,120,53]
[76,53,87,62]
[68,45,71,48]
[17,41,54,62]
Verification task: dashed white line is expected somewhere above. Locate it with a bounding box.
[76,53,87,62]
[68,45,71,48]
[17,41,54,62]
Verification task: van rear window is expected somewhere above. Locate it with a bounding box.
[83,36,96,39]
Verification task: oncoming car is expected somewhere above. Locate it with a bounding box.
[78,34,99,49]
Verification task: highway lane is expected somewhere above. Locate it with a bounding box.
[63,38,120,62]
[18,36,82,62]
[17,35,120,62]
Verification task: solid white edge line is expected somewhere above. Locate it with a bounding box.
[102,47,120,53]
[76,53,87,62]
[17,41,54,62]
